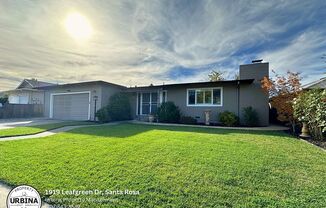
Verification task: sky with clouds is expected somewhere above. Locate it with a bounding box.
[0,0,325,90]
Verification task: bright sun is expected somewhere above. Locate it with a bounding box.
[64,12,93,41]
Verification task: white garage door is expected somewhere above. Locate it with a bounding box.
[52,93,90,120]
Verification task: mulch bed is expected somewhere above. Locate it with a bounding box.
[304,139,326,149]
[283,129,326,150]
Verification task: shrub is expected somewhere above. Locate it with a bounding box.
[219,111,238,127]
[107,93,131,121]
[96,107,110,123]
[242,106,259,126]
[180,116,197,124]
[157,102,181,123]
[96,93,131,122]
[293,89,326,140]
[0,96,8,105]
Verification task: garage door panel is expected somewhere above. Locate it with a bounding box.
[52,93,89,120]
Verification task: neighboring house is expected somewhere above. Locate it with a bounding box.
[302,77,326,89]
[1,62,269,125]
[34,62,269,126]
[3,79,55,104]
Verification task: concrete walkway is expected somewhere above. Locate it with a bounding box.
[0,118,65,130]
[0,122,121,142]
[130,121,289,131]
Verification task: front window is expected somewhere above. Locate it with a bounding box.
[141,93,150,114]
[151,92,158,114]
[161,91,167,103]
[204,90,212,104]
[213,89,221,105]
[188,90,195,105]
[138,92,158,115]
[187,88,222,106]
[196,90,204,104]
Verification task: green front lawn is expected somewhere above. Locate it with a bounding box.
[0,124,325,207]
[0,121,94,137]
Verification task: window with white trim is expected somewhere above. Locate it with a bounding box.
[160,90,167,103]
[138,92,159,115]
[141,93,150,114]
[187,88,222,106]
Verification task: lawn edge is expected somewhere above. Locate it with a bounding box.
[127,120,289,131]
[0,122,97,138]
[299,138,326,152]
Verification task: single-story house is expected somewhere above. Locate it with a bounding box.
[3,79,55,104]
[31,62,269,126]
[0,62,269,125]
[128,62,269,126]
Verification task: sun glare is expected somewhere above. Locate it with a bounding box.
[64,12,93,41]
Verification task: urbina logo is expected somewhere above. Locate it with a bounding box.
[6,185,41,208]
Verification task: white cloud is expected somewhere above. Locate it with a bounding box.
[0,0,325,90]
[260,31,326,84]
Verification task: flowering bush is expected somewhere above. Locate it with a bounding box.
[261,71,301,133]
[293,89,326,140]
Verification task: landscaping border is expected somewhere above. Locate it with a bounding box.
[129,120,289,131]
[299,138,326,151]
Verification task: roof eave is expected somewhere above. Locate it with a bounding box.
[2,88,44,93]
[127,79,254,90]
[35,80,127,90]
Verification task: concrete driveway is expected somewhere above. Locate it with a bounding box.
[0,118,65,130]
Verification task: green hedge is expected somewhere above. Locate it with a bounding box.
[242,106,259,127]
[96,93,131,122]
[219,111,238,127]
[157,102,181,123]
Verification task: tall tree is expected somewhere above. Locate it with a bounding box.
[261,70,302,133]
[208,70,225,81]
[0,95,8,105]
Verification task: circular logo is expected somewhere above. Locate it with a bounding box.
[6,185,41,208]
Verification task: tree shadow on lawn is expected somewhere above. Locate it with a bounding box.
[0,121,96,138]
[66,122,290,139]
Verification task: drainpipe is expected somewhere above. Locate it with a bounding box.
[93,95,98,121]
[237,81,240,123]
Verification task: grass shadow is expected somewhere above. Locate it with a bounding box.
[0,121,95,138]
[66,122,290,139]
